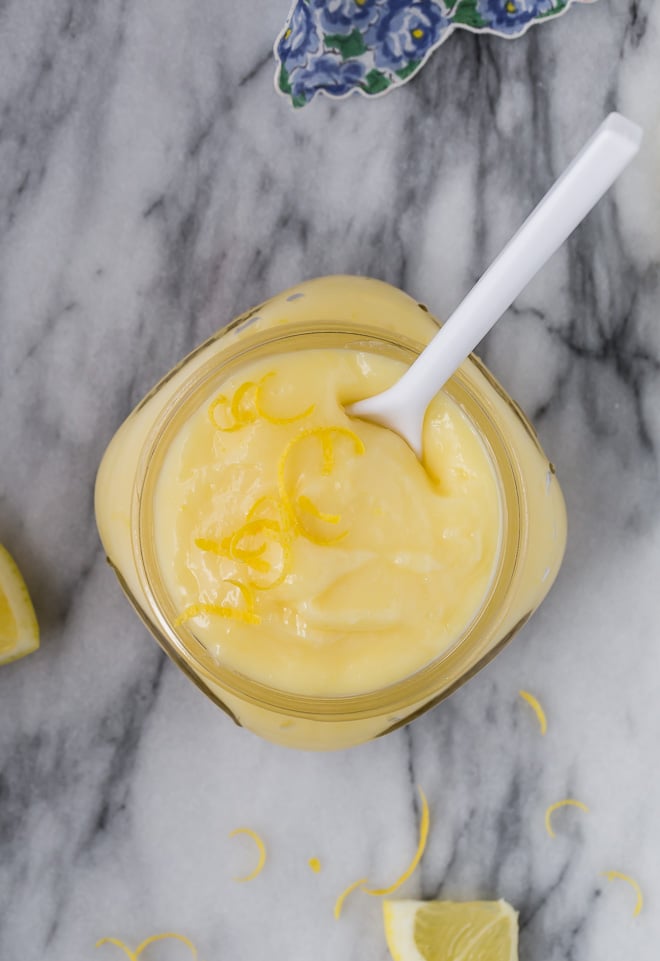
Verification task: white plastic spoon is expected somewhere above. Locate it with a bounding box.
[348,113,642,457]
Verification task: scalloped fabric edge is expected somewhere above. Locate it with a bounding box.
[274,0,599,107]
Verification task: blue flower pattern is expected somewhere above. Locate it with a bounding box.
[365,0,449,71]
[312,0,382,36]
[291,53,367,100]
[275,0,596,105]
[276,1,320,71]
[476,0,559,34]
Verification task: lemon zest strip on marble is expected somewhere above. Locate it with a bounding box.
[334,877,368,920]
[96,933,199,959]
[96,938,137,960]
[518,690,547,735]
[601,870,643,916]
[308,857,322,873]
[229,827,267,882]
[256,371,315,424]
[364,786,430,896]
[544,798,589,838]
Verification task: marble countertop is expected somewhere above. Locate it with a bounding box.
[1,2,659,959]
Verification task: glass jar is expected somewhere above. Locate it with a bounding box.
[95,276,566,750]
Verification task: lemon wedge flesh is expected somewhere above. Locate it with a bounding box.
[383,899,518,961]
[0,544,39,665]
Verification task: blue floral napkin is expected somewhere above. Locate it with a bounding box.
[275,0,597,106]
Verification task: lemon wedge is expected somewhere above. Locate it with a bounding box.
[383,899,518,961]
[0,544,39,665]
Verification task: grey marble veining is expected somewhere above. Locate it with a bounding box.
[1,1,659,959]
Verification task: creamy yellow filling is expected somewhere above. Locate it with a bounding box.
[153,348,501,696]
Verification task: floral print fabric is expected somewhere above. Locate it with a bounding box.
[275,0,596,106]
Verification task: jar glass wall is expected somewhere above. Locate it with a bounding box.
[95,276,566,750]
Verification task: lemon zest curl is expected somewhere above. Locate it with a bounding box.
[544,798,589,838]
[602,870,643,917]
[519,690,547,735]
[229,827,267,882]
[96,932,199,960]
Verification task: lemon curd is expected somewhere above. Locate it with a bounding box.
[95,276,567,750]
[153,349,501,697]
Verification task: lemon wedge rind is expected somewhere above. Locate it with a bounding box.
[0,544,39,665]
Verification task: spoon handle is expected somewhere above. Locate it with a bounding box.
[389,112,642,416]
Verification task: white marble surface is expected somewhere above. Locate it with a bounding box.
[1,1,659,959]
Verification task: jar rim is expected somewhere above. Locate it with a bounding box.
[132,321,525,721]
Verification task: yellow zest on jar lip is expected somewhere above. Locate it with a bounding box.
[601,870,644,917]
[256,371,316,424]
[364,786,430,896]
[518,690,547,735]
[229,827,267,882]
[96,932,199,959]
[544,798,589,838]
[334,877,368,920]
